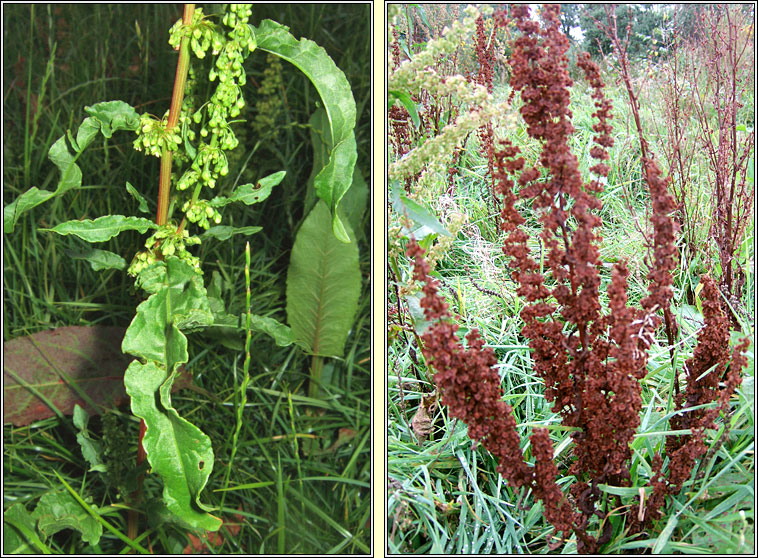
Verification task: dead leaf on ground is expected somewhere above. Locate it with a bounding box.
[411,390,438,445]
[183,507,245,554]
[3,325,195,426]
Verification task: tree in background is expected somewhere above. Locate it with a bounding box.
[580,4,669,59]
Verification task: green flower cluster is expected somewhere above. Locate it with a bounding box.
[182,198,222,229]
[253,54,284,136]
[131,4,257,274]
[128,223,201,276]
[168,7,220,60]
[176,3,255,206]
[133,112,181,157]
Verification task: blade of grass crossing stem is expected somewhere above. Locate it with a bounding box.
[287,390,304,514]
[52,470,149,554]
[277,455,285,554]
[4,368,76,436]
[652,514,678,554]
[221,242,253,511]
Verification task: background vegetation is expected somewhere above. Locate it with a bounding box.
[388,4,754,554]
[3,4,370,554]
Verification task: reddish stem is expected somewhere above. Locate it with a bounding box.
[130,5,195,544]
[137,419,148,465]
[156,4,195,226]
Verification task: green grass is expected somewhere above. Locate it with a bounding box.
[388,51,754,553]
[3,4,370,554]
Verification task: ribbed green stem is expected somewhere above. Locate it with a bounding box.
[221,241,252,510]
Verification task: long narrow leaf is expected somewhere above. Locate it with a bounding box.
[4,101,138,233]
[255,19,357,241]
[42,215,157,243]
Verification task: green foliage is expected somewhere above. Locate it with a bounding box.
[32,490,104,545]
[4,101,140,233]
[255,19,358,241]
[580,4,670,59]
[4,3,368,552]
[73,405,108,473]
[4,2,365,546]
[43,215,157,243]
[4,490,108,551]
[286,201,360,357]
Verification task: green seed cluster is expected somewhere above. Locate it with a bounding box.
[182,198,223,229]
[128,223,201,276]
[131,4,257,276]
[253,54,284,136]
[168,8,219,60]
[133,112,181,157]
[175,3,255,202]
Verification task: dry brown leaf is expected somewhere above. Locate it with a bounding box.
[410,390,438,445]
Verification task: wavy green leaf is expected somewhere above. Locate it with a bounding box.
[305,108,332,212]
[83,100,140,139]
[250,315,295,347]
[286,201,360,356]
[4,101,139,234]
[211,171,286,208]
[122,258,219,531]
[255,19,357,241]
[42,215,157,243]
[315,135,357,241]
[73,405,107,473]
[123,259,212,365]
[31,490,103,545]
[65,246,127,271]
[3,136,81,234]
[126,181,150,213]
[125,361,221,532]
[340,167,368,237]
[200,226,262,241]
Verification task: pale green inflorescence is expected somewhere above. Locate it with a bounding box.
[388,4,503,184]
[252,54,284,136]
[129,223,202,276]
[129,4,256,277]
[388,4,519,284]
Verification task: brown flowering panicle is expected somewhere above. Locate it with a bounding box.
[503,4,647,497]
[390,25,402,71]
[666,276,746,489]
[401,4,751,552]
[489,3,751,547]
[406,238,582,540]
[406,239,531,489]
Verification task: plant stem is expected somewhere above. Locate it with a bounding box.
[156,4,195,225]
[309,355,324,399]
[156,150,173,226]
[129,5,195,543]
